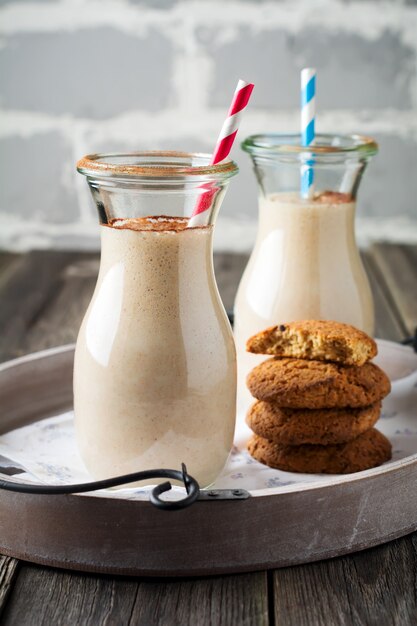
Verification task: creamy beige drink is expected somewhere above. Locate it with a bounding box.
[234,192,374,416]
[74,217,236,488]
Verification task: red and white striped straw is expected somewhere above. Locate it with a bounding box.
[188,79,254,226]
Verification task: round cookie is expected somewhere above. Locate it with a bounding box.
[247,428,392,474]
[246,358,391,409]
[246,320,377,366]
[246,401,381,445]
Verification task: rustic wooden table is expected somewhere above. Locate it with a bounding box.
[0,245,416,625]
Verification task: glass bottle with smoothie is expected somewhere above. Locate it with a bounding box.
[234,133,378,416]
[74,152,238,488]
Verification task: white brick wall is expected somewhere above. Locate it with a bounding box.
[0,0,416,251]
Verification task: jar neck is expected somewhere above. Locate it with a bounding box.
[250,156,368,201]
[77,152,238,227]
[88,179,231,227]
[243,134,377,200]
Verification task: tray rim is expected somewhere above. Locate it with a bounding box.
[1,342,417,499]
[1,342,417,576]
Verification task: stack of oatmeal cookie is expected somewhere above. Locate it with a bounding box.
[245,321,392,474]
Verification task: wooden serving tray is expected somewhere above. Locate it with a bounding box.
[0,345,417,577]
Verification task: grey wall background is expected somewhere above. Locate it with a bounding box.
[0,0,416,252]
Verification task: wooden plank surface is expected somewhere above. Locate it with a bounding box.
[214,252,248,314]
[14,254,99,354]
[0,557,19,622]
[0,247,416,625]
[273,535,417,626]
[1,567,268,626]
[368,243,417,337]
[0,253,21,291]
[0,251,96,361]
[361,250,408,342]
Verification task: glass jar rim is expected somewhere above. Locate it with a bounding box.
[76,151,239,180]
[241,133,378,158]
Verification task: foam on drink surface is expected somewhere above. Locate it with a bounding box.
[108,216,209,232]
[109,216,187,232]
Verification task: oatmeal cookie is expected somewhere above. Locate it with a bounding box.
[246,320,377,366]
[246,358,390,408]
[247,428,392,474]
[246,400,381,445]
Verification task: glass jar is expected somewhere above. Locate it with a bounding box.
[74,152,238,488]
[234,133,378,417]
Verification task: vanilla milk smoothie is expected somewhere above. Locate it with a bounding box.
[234,191,374,413]
[74,217,236,488]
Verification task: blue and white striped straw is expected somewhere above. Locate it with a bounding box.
[301,67,316,199]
